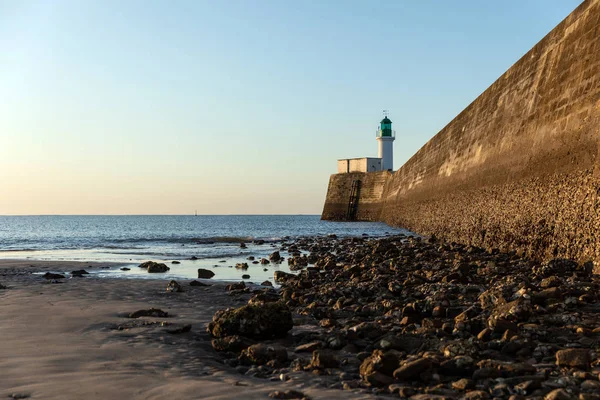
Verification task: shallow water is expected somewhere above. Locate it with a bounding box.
[0,215,410,282]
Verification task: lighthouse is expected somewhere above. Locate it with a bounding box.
[377,112,395,171]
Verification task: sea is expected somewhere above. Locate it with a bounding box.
[0,215,410,283]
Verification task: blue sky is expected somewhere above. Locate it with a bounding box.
[0,0,582,214]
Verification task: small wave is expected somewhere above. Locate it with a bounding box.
[0,248,39,252]
[99,245,145,250]
[194,236,253,244]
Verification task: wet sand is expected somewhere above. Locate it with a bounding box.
[0,260,371,399]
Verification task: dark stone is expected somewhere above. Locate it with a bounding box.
[211,335,255,353]
[555,348,590,369]
[208,301,293,340]
[393,357,433,381]
[166,280,183,292]
[268,390,310,400]
[165,324,191,334]
[197,268,215,279]
[269,251,282,262]
[310,349,339,369]
[138,261,170,273]
[240,343,288,365]
[42,272,65,280]
[189,280,210,286]
[128,308,169,318]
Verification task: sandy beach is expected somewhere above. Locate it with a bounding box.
[0,260,372,400]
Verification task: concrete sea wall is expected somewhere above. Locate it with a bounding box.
[322,171,391,221]
[322,0,600,264]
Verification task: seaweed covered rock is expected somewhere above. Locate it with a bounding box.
[208,301,293,339]
[212,335,255,353]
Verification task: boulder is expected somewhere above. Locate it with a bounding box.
[556,348,590,369]
[197,268,215,279]
[189,280,209,286]
[268,390,309,400]
[360,350,401,386]
[212,335,255,353]
[138,261,170,273]
[235,263,249,270]
[393,357,433,381]
[42,272,65,280]
[240,343,288,365]
[310,349,339,369]
[128,308,169,318]
[166,280,183,292]
[269,251,282,262]
[208,301,293,340]
[274,271,296,283]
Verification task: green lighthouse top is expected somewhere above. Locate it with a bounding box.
[379,116,393,137]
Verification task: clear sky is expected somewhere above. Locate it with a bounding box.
[0,0,582,215]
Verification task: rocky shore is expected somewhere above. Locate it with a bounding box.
[208,234,600,400]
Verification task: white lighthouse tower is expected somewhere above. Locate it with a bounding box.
[376,111,395,171]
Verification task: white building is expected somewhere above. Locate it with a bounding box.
[337,115,395,173]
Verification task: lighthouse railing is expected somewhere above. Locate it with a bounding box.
[376,129,396,138]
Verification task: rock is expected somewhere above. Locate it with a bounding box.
[269,251,282,262]
[240,242,247,249]
[393,357,433,381]
[360,350,401,386]
[189,280,209,286]
[165,324,191,334]
[211,335,255,353]
[197,268,215,279]
[120,267,130,271]
[148,263,169,273]
[241,274,250,279]
[260,258,270,265]
[208,301,293,339]
[42,272,65,280]
[580,380,600,392]
[240,343,288,365]
[225,281,247,291]
[274,271,295,283]
[261,280,273,287]
[171,260,180,264]
[166,280,183,292]
[310,349,339,369]
[268,390,310,400]
[545,389,575,400]
[295,342,322,353]
[452,378,474,391]
[128,308,168,318]
[71,269,89,276]
[235,263,249,270]
[556,349,590,369]
[138,261,170,273]
[462,390,491,400]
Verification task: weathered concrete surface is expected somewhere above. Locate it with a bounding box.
[322,0,600,265]
[321,171,390,221]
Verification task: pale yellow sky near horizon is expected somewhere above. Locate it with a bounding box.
[0,1,578,215]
